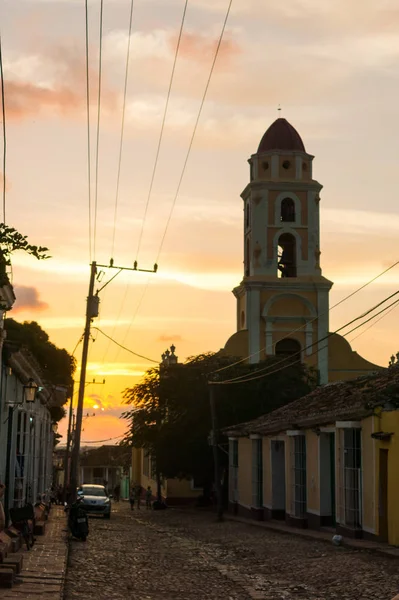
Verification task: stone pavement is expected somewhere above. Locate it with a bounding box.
[2,505,68,599]
[224,513,399,559]
[64,501,399,599]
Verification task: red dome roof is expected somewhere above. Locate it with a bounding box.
[257,118,305,153]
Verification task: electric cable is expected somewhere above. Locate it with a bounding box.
[210,259,399,375]
[93,0,104,260]
[93,326,159,363]
[154,0,233,265]
[0,31,6,223]
[135,0,189,261]
[110,0,135,260]
[349,300,399,344]
[81,434,124,444]
[215,295,399,386]
[85,0,93,262]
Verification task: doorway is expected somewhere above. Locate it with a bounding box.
[271,440,286,519]
[319,432,336,526]
[379,449,388,542]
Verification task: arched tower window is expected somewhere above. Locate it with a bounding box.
[277,233,297,278]
[246,202,250,229]
[275,338,301,361]
[281,198,295,222]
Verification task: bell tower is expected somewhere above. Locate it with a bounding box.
[233,118,333,383]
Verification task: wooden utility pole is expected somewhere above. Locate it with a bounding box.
[69,261,98,497]
[209,380,223,522]
[68,259,157,501]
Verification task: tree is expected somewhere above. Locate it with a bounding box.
[4,319,76,421]
[0,223,50,268]
[122,352,317,487]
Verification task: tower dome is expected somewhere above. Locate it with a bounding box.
[257,118,305,153]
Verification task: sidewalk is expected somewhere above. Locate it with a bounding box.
[2,505,68,599]
[224,513,399,559]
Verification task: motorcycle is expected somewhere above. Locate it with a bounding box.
[66,496,89,541]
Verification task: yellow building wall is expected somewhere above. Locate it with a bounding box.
[238,437,252,507]
[305,431,320,514]
[373,411,399,546]
[166,478,199,501]
[263,438,272,508]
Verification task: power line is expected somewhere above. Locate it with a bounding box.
[72,334,84,357]
[81,434,124,444]
[93,326,159,363]
[155,0,233,265]
[85,0,93,262]
[93,0,104,260]
[211,259,399,375]
[349,300,399,344]
[0,32,6,223]
[216,301,398,386]
[135,0,189,260]
[216,290,399,385]
[110,0,135,260]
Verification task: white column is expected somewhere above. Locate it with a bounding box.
[271,155,279,178]
[247,289,261,364]
[265,320,274,355]
[317,289,330,384]
[295,156,302,180]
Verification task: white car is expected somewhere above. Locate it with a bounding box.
[77,484,111,519]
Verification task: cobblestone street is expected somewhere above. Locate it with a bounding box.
[64,503,399,600]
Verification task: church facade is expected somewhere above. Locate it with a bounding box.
[224,118,379,382]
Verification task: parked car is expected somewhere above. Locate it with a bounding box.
[77,484,111,519]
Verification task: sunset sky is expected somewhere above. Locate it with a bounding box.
[2,0,399,444]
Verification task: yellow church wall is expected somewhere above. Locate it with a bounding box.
[306,431,320,514]
[328,333,381,382]
[238,437,252,508]
[279,155,296,179]
[298,229,308,260]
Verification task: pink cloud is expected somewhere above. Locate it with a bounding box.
[12,286,49,314]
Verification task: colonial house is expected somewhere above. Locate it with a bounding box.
[131,447,202,505]
[0,343,61,519]
[80,445,131,498]
[225,359,399,546]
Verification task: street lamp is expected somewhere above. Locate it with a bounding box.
[52,423,58,434]
[23,379,38,403]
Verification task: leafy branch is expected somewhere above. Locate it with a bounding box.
[0,223,51,266]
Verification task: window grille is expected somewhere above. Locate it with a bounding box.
[252,439,263,508]
[143,452,150,478]
[339,428,362,529]
[229,440,239,503]
[291,435,307,518]
[14,411,27,507]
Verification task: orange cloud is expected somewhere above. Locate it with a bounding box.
[12,286,49,314]
[158,334,183,342]
[5,45,116,120]
[171,31,241,66]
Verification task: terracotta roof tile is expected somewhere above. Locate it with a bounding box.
[225,366,399,437]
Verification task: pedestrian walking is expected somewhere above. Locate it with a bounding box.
[135,483,142,510]
[129,487,135,510]
[145,486,152,510]
[113,484,120,502]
